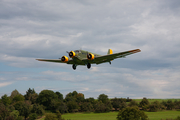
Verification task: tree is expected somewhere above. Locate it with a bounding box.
[55,92,63,101]
[76,93,85,103]
[149,101,160,112]
[45,113,57,120]
[80,102,94,112]
[1,94,11,106]
[28,113,37,120]
[139,97,149,107]
[50,100,68,113]
[0,103,10,120]
[13,94,25,102]
[30,93,38,104]
[10,110,19,119]
[24,88,36,100]
[117,106,148,120]
[37,90,58,109]
[119,101,127,110]
[10,89,20,99]
[57,102,68,114]
[31,104,44,116]
[14,101,31,120]
[166,100,174,110]
[24,88,37,104]
[128,100,138,107]
[111,98,127,111]
[98,94,109,103]
[67,101,78,113]
[56,111,65,120]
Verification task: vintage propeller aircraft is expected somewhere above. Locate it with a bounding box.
[36,49,141,70]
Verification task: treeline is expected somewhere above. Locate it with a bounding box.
[1,88,180,120]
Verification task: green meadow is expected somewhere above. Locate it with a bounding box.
[38,110,180,120]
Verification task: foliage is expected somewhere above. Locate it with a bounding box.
[139,97,149,108]
[55,92,63,101]
[117,106,148,120]
[1,94,11,106]
[13,94,25,102]
[28,113,38,120]
[166,100,175,110]
[80,102,94,112]
[149,101,160,112]
[98,94,109,103]
[14,101,31,120]
[0,103,10,120]
[45,113,57,120]
[67,101,79,112]
[37,90,58,109]
[128,100,139,107]
[56,111,65,120]
[10,110,19,119]
[10,89,20,99]
[94,101,112,113]
[31,104,44,116]
[16,116,24,120]
[119,101,127,110]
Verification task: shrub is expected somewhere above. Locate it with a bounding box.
[117,106,148,120]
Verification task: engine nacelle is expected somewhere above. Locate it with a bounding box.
[87,53,95,60]
[69,51,76,58]
[61,56,68,62]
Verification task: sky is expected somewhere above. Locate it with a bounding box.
[0,0,180,99]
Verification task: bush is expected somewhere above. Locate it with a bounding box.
[45,113,57,120]
[139,97,149,107]
[117,106,148,120]
[149,101,160,112]
[128,100,138,107]
[29,113,38,120]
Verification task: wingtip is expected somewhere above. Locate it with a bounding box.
[36,59,42,61]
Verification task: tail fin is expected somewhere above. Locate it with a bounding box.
[107,49,113,55]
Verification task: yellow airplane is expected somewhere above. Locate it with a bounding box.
[36,49,141,70]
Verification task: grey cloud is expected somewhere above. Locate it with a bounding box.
[0,0,180,98]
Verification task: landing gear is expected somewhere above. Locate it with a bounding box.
[72,64,77,70]
[87,63,91,69]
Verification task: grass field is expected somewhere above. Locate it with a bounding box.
[133,99,180,103]
[38,111,180,120]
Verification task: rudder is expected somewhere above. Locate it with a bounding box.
[107,49,113,55]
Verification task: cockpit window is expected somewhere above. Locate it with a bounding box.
[74,50,81,54]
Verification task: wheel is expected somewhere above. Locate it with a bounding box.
[87,63,91,69]
[72,64,76,70]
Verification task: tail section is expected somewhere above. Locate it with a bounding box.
[107,49,113,55]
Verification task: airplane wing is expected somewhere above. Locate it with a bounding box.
[36,59,76,64]
[82,49,141,64]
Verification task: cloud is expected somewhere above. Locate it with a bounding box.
[0,0,180,98]
[0,82,14,88]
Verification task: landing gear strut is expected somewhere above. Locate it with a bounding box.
[87,63,91,69]
[72,64,77,70]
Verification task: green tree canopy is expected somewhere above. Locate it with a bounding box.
[139,97,149,107]
[13,94,25,102]
[37,90,58,109]
[1,94,11,106]
[10,89,20,99]
[117,106,148,120]
[55,92,63,101]
[24,88,36,100]
[98,94,109,103]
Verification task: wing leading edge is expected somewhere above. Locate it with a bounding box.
[82,49,141,64]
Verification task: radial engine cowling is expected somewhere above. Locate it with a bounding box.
[87,53,95,60]
[61,56,68,62]
[69,51,76,58]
